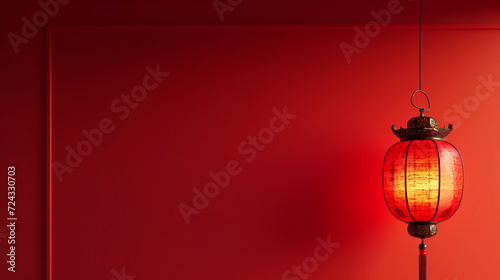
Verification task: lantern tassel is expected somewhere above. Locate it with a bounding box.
[419,240,427,280]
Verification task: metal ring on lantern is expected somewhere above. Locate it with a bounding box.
[411,90,431,116]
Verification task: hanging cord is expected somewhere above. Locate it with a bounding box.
[419,240,427,280]
[419,0,422,90]
[411,0,429,116]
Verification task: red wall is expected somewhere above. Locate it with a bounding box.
[2,1,500,280]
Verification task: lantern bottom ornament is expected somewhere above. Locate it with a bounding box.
[407,222,438,239]
[407,222,437,280]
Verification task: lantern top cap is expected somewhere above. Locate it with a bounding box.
[392,116,453,141]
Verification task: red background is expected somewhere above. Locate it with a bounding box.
[2,1,500,280]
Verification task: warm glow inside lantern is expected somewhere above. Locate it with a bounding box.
[383,139,463,223]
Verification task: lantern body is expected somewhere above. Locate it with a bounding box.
[383,139,463,223]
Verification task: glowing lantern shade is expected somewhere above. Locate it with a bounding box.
[382,90,464,280]
[383,127,464,232]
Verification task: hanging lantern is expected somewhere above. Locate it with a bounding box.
[382,90,464,280]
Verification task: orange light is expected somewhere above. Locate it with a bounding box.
[383,140,463,223]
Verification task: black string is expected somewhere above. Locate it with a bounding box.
[419,0,422,90]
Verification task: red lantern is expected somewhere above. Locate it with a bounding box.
[382,90,464,280]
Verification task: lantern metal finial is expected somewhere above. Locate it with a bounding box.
[391,90,453,141]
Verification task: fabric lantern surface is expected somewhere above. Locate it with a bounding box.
[383,139,463,223]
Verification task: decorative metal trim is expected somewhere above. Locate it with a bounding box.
[392,116,452,141]
[407,222,438,239]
